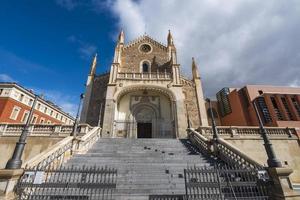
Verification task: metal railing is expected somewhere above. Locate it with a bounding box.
[0,123,93,137]
[184,165,270,200]
[17,165,117,200]
[23,127,101,170]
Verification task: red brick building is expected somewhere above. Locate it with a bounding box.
[0,83,75,125]
[216,85,300,127]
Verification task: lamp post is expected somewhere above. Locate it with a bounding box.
[206,98,219,140]
[253,99,282,168]
[5,95,39,169]
[71,93,85,137]
[185,103,192,128]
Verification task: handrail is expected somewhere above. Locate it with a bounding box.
[22,127,101,170]
[216,137,264,169]
[23,136,74,169]
[187,128,264,170]
[187,128,210,152]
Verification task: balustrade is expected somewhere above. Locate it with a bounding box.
[197,126,296,138]
[23,127,101,169]
[0,123,94,137]
[187,128,264,170]
[117,72,171,80]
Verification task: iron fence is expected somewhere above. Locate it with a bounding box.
[16,165,117,200]
[184,165,270,200]
[149,195,186,200]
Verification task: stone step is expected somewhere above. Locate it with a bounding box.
[62,138,215,198]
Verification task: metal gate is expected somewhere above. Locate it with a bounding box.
[184,165,270,200]
[16,165,117,200]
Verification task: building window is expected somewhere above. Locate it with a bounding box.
[256,97,272,124]
[47,120,51,124]
[142,62,149,73]
[291,96,300,117]
[281,97,294,120]
[270,96,283,120]
[0,89,3,95]
[21,111,30,123]
[207,108,218,119]
[238,87,250,107]
[139,43,152,53]
[28,99,33,106]
[19,94,24,102]
[56,113,59,119]
[50,110,53,116]
[10,106,21,120]
[31,115,37,124]
[44,107,48,113]
[216,88,232,117]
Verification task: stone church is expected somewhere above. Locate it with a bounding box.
[80,31,208,138]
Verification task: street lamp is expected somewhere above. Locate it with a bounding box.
[206,98,219,140]
[5,95,39,169]
[185,103,192,128]
[252,99,282,168]
[71,93,85,137]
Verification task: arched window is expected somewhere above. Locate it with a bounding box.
[142,62,149,73]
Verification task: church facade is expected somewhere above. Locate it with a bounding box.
[80,31,208,138]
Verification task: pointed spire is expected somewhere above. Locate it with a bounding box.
[89,53,97,75]
[118,29,125,44]
[167,30,174,46]
[192,57,200,79]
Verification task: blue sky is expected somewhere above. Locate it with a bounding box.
[1,0,300,116]
[0,1,117,115]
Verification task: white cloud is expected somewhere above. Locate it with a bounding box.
[108,0,300,97]
[0,74,15,82]
[67,35,97,60]
[55,0,78,10]
[29,87,78,117]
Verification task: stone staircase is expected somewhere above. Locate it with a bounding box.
[66,138,217,200]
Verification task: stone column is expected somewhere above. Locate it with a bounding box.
[0,169,24,199]
[101,99,115,138]
[175,100,188,138]
[101,86,116,138]
[267,167,300,200]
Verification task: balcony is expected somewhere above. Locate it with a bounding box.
[117,72,172,81]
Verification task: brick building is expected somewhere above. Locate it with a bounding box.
[0,82,75,125]
[216,85,300,127]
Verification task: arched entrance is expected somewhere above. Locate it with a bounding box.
[114,86,176,138]
[133,105,157,138]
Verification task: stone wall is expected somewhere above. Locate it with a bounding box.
[121,37,171,73]
[0,136,62,169]
[182,78,201,128]
[86,73,109,126]
[226,138,300,183]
